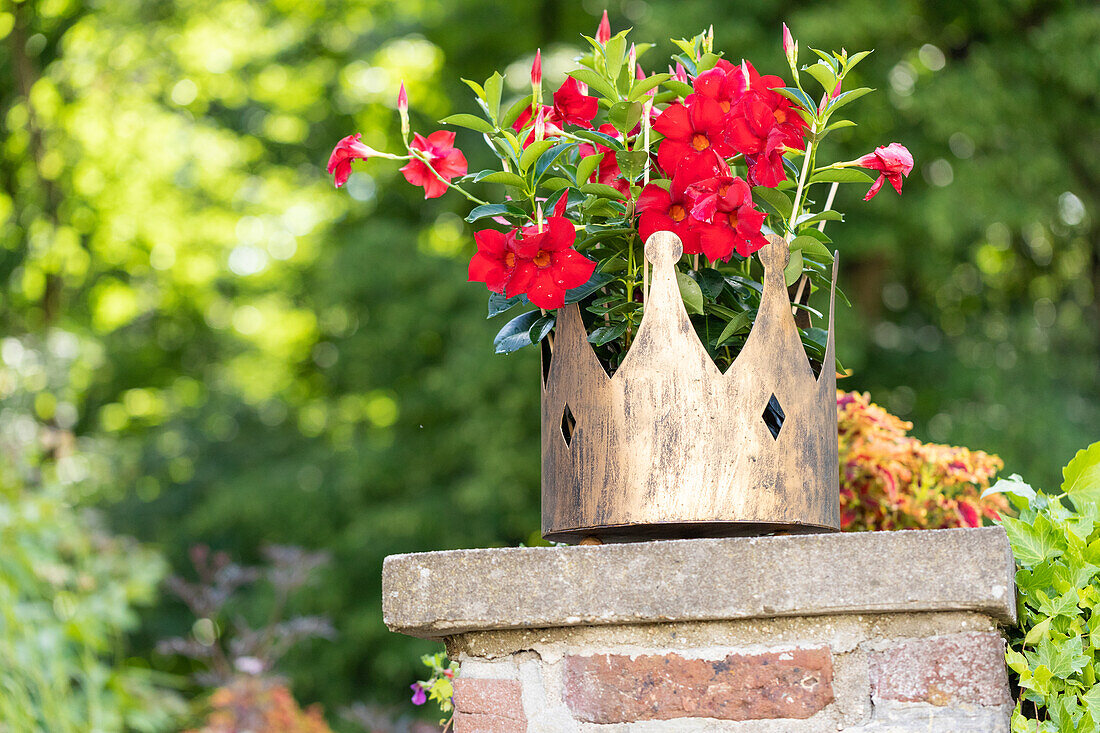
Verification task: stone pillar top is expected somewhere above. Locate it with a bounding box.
[382,527,1016,639]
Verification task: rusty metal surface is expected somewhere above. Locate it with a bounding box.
[541,232,840,543]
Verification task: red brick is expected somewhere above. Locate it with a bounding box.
[562,648,834,723]
[452,679,526,733]
[870,632,1011,707]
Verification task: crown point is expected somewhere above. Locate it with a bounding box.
[644,231,683,269]
[757,234,790,272]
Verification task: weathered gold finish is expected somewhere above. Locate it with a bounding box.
[541,232,840,543]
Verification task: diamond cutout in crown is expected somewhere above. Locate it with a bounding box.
[540,232,840,543]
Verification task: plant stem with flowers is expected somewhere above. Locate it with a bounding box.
[329,17,913,375]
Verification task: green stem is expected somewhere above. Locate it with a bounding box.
[788,127,818,235]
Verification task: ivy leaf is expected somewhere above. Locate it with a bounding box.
[1003,514,1064,566]
[675,271,704,315]
[493,310,542,353]
[983,473,1037,500]
[1063,441,1100,507]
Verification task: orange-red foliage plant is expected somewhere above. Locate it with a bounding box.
[187,677,332,733]
[838,391,1008,531]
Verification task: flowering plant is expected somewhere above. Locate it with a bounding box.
[331,15,912,372]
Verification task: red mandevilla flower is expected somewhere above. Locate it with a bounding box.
[551,77,598,129]
[653,100,732,176]
[595,10,611,44]
[687,173,769,261]
[400,131,468,199]
[855,143,914,200]
[468,217,595,309]
[636,151,726,256]
[327,134,380,188]
[723,62,808,187]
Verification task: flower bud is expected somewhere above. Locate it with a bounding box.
[596,10,611,44]
[782,23,797,67]
[531,48,542,86]
[397,82,410,137]
[533,106,546,143]
[628,43,637,74]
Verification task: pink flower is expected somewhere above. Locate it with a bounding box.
[400,131,468,199]
[855,143,914,200]
[782,23,796,65]
[327,134,381,188]
[410,683,427,706]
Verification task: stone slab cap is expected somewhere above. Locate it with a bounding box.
[382,527,1016,639]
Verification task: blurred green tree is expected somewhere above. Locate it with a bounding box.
[1,0,1097,721]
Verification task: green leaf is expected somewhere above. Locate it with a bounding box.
[696,268,725,300]
[696,52,721,73]
[534,142,576,181]
[774,86,818,113]
[809,168,876,184]
[983,474,1037,501]
[565,272,615,304]
[579,182,627,199]
[487,292,527,318]
[528,314,555,344]
[519,140,557,173]
[752,186,793,218]
[603,33,628,79]
[460,78,485,99]
[716,311,753,345]
[440,113,495,134]
[1003,514,1064,566]
[789,235,833,259]
[805,62,838,95]
[662,79,694,98]
[475,170,528,189]
[574,128,624,150]
[614,150,648,181]
[493,310,542,353]
[568,68,619,101]
[796,209,843,227]
[628,73,670,101]
[827,87,873,114]
[844,49,873,73]
[464,203,528,223]
[1063,441,1100,507]
[608,101,643,134]
[675,271,704,315]
[540,176,573,191]
[824,119,857,133]
[587,321,628,346]
[784,250,804,287]
[501,94,534,128]
[483,72,504,123]
[575,152,603,185]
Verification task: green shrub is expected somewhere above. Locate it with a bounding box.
[0,333,185,731]
[989,441,1100,731]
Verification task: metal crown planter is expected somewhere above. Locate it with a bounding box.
[541,232,840,543]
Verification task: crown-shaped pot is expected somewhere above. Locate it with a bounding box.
[541,231,840,543]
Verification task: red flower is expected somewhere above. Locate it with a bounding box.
[653,100,732,176]
[578,123,629,196]
[551,77,598,129]
[855,143,914,200]
[686,174,768,260]
[400,131,468,199]
[636,151,726,255]
[327,134,381,188]
[724,65,808,187]
[957,500,980,528]
[468,228,523,295]
[509,216,596,308]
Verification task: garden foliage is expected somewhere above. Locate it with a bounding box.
[989,442,1100,731]
[837,390,1006,531]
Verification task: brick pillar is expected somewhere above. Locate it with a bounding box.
[384,528,1017,732]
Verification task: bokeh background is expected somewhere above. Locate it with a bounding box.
[1,0,1097,728]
